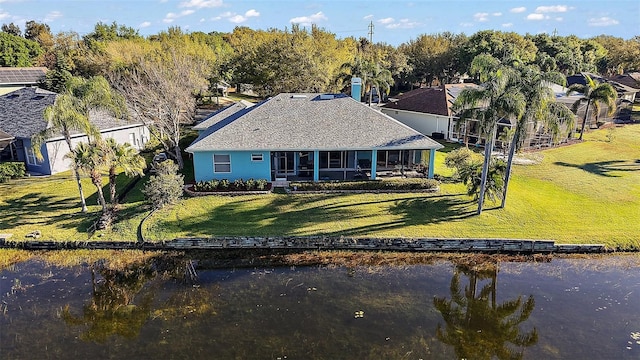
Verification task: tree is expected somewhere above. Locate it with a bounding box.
[0,31,42,66]
[501,64,575,208]
[104,138,146,205]
[367,63,394,105]
[24,20,53,51]
[33,76,127,213]
[66,141,109,212]
[1,23,21,37]
[452,54,525,214]
[143,160,184,209]
[567,75,617,140]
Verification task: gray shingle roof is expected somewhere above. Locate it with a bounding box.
[192,100,255,131]
[0,67,47,85]
[187,93,443,152]
[0,87,142,140]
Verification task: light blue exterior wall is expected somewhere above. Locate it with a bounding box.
[192,150,271,182]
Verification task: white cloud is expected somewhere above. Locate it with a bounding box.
[502,23,513,28]
[200,18,205,22]
[460,22,474,28]
[378,17,394,25]
[180,0,223,9]
[229,15,246,23]
[386,19,420,29]
[527,13,547,21]
[510,7,526,13]
[555,17,563,22]
[224,9,260,23]
[588,17,620,27]
[474,12,489,22]
[44,10,63,22]
[363,14,374,20]
[245,9,259,18]
[536,5,570,13]
[289,11,327,26]
[493,12,502,17]
[163,9,195,23]
[139,21,151,28]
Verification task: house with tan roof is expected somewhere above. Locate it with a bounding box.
[186,93,444,182]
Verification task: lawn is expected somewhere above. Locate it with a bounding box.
[1,124,639,250]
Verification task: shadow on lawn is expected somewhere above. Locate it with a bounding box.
[0,192,96,234]
[157,192,476,238]
[555,160,640,177]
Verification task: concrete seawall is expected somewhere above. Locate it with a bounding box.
[0,236,608,254]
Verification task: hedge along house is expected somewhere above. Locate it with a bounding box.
[0,87,150,175]
[186,93,444,182]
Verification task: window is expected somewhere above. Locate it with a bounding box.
[251,153,263,162]
[25,147,37,165]
[213,154,231,173]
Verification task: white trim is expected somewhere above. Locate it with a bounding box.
[251,153,264,162]
[213,153,231,173]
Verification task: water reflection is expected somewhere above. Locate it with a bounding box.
[434,258,537,359]
[61,259,156,342]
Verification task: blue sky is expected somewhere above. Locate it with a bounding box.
[0,0,638,45]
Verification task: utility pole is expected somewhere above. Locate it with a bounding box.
[368,21,374,44]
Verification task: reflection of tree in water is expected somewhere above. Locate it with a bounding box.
[62,259,157,343]
[62,256,217,342]
[434,258,538,360]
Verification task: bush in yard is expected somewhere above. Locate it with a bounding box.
[143,160,184,209]
[290,178,439,191]
[0,162,26,182]
[218,179,230,190]
[256,179,268,190]
[232,178,246,190]
[245,178,256,190]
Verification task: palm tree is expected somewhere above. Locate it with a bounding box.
[367,63,394,105]
[567,74,617,140]
[66,141,108,212]
[104,138,146,205]
[32,75,127,213]
[501,65,575,208]
[452,54,525,214]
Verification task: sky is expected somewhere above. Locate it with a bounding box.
[0,0,638,45]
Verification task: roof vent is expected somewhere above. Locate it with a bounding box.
[291,94,307,99]
[319,94,334,100]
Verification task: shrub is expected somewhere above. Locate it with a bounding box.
[218,179,230,190]
[256,179,268,190]
[245,178,256,190]
[143,160,184,209]
[0,162,26,182]
[289,178,439,191]
[232,178,246,190]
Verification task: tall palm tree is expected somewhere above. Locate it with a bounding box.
[104,138,146,205]
[65,141,109,212]
[501,65,575,208]
[32,75,127,213]
[567,74,617,140]
[452,54,525,214]
[367,63,394,105]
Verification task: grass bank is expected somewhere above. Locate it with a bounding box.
[1,124,639,250]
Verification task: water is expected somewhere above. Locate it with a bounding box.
[1,253,639,359]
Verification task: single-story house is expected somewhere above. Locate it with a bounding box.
[0,87,150,175]
[186,93,444,182]
[381,84,477,141]
[0,67,47,95]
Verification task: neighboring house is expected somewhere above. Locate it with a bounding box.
[0,67,47,95]
[192,100,255,134]
[381,84,477,141]
[567,72,638,124]
[186,93,444,182]
[0,87,150,175]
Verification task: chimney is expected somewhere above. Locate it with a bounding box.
[351,77,362,102]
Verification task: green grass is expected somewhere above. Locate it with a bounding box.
[1,124,639,249]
